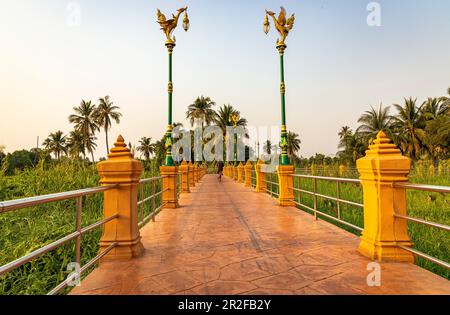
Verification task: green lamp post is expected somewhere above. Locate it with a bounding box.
[264,6,295,165]
[157,6,190,166]
[230,113,240,167]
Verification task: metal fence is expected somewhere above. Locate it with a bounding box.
[138,176,167,229]
[0,176,166,295]
[264,172,279,198]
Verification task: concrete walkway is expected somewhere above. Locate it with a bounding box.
[71,175,450,295]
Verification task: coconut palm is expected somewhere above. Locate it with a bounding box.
[338,126,352,140]
[42,131,67,160]
[94,96,122,155]
[69,100,99,162]
[356,104,392,141]
[214,104,247,135]
[337,132,366,165]
[137,137,155,161]
[421,97,448,120]
[186,96,216,128]
[287,131,301,159]
[263,140,274,155]
[391,98,426,160]
[66,130,85,159]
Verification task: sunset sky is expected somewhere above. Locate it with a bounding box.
[1,0,449,159]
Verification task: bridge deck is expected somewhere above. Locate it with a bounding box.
[72,175,449,295]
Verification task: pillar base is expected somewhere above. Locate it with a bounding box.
[100,237,144,261]
[359,236,415,263]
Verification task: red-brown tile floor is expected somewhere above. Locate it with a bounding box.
[71,175,450,295]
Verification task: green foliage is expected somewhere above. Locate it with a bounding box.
[0,161,159,295]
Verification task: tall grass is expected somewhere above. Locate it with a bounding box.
[0,160,160,295]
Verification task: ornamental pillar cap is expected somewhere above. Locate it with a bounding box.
[357,131,411,180]
[108,135,133,159]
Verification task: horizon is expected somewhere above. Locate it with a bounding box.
[1,0,450,159]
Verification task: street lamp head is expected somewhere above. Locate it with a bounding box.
[183,10,190,32]
[263,15,270,34]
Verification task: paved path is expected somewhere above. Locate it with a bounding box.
[72,175,450,295]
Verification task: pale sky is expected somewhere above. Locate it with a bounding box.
[1,0,449,159]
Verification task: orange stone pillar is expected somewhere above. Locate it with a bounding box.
[97,135,144,260]
[194,163,199,183]
[188,162,195,187]
[244,161,252,187]
[237,163,244,183]
[357,131,414,262]
[160,165,179,209]
[179,160,190,193]
[233,165,238,181]
[255,160,266,193]
[277,165,295,206]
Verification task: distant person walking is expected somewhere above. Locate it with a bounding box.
[217,161,224,182]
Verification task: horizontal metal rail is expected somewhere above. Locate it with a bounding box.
[47,242,118,295]
[138,202,167,228]
[137,188,168,206]
[139,176,164,184]
[393,182,450,194]
[394,213,450,232]
[265,180,279,186]
[291,174,361,184]
[293,200,363,232]
[0,184,118,214]
[291,187,363,208]
[397,245,450,270]
[0,213,119,277]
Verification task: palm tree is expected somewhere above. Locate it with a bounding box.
[186,96,216,128]
[287,132,301,159]
[263,140,273,155]
[421,97,448,120]
[69,100,99,162]
[214,104,247,135]
[94,96,122,155]
[391,98,426,160]
[338,126,352,140]
[66,130,85,159]
[337,132,366,165]
[356,104,392,141]
[137,137,155,161]
[42,131,67,160]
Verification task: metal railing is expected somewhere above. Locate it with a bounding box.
[250,168,256,188]
[0,184,119,295]
[392,182,450,270]
[290,174,364,233]
[138,176,167,228]
[264,172,279,198]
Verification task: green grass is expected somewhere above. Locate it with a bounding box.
[265,165,449,280]
[0,160,161,295]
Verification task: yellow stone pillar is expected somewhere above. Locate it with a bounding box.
[244,161,252,187]
[160,165,179,209]
[255,160,266,193]
[237,162,244,183]
[188,162,195,188]
[233,165,238,181]
[277,165,295,206]
[194,163,199,183]
[357,131,414,262]
[97,135,144,260]
[179,160,190,193]
[339,164,345,177]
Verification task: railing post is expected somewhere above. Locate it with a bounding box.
[188,162,195,188]
[160,164,179,209]
[255,160,266,193]
[179,160,190,193]
[357,131,414,262]
[244,161,252,187]
[97,135,144,260]
[237,162,244,183]
[277,164,295,206]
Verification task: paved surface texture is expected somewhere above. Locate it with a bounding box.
[72,175,450,295]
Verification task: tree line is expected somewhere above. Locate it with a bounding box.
[337,88,449,168]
